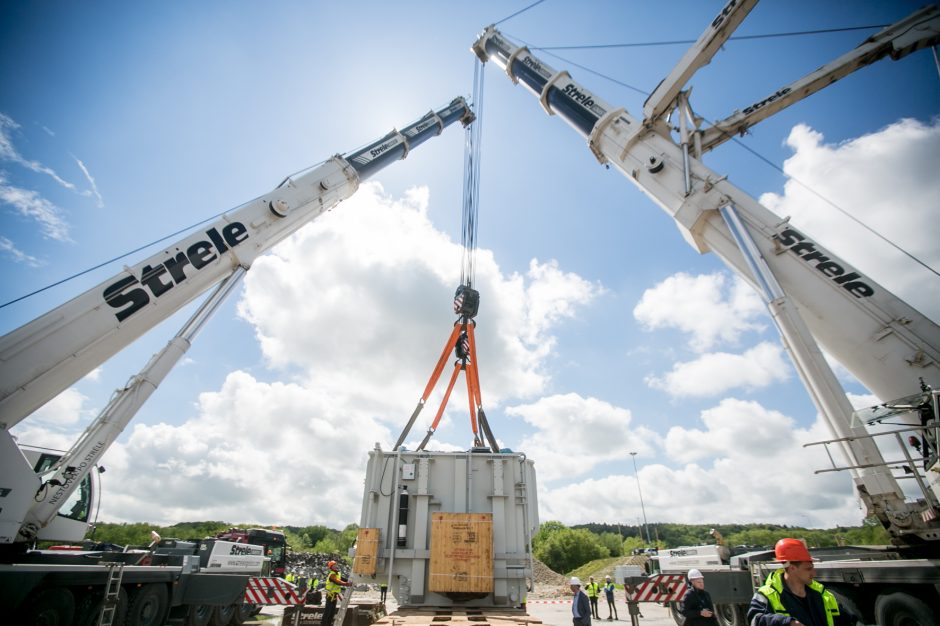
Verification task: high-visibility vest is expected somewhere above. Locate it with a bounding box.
[586,582,600,598]
[286,572,295,583]
[757,569,839,626]
[325,570,344,598]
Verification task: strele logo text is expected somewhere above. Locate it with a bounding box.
[712,0,739,29]
[562,83,595,109]
[370,140,396,158]
[775,228,873,298]
[743,87,791,116]
[230,544,263,556]
[103,223,249,322]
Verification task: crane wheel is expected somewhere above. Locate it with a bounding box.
[15,586,75,626]
[210,603,236,626]
[185,603,213,626]
[875,591,938,626]
[126,583,169,626]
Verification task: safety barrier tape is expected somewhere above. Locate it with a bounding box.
[245,577,304,605]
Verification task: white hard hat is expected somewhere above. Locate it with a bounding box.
[687,568,704,580]
[570,576,582,586]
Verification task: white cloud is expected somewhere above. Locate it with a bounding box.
[238,182,602,419]
[0,235,44,267]
[507,393,659,483]
[0,113,78,191]
[760,119,940,324]
[73,156,104,208]
[633,272,765,352]
[646,341,790,397]
[101,371,386,526]
[0,173,71,242]
[540,399,862,527]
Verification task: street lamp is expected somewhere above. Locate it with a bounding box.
[630,452,652,546]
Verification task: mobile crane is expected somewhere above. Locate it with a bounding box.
[472,2,940,624]
[0,96,473,626]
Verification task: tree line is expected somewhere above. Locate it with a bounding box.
[534,518,890,574]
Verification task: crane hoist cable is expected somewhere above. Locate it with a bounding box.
[393,60,499,453]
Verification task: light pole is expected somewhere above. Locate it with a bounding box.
[630,452,652,546]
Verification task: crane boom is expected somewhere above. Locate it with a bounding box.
[0,98,473,430]
[472,9,940,542]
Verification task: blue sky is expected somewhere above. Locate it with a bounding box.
[2,1,938,532]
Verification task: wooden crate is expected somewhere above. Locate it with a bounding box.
[353,527,380,576]
[428,512,493,593]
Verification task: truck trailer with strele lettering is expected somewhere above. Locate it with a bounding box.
[0,97,473,626]
[472,2,940,624]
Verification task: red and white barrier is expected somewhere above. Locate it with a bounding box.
[245,577,304,605]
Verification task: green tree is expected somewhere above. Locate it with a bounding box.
[534,528,607,574]
[533,520,567,551]
[597,532,624,557]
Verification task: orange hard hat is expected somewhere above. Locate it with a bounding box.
[327,560,338,570]
[774,538,813,562]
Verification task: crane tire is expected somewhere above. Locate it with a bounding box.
[210,603,236,626]
[126,583,169,626]
[15,586,75,626]
[875,591,938,626]
[714,603,747,626]
[185,603,214,626]
[75,587,128,626]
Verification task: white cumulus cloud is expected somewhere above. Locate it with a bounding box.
[633,272,765,352]
[508,393,659,483]
[646,341,791,397]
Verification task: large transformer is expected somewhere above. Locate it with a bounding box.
[354,445,539,608]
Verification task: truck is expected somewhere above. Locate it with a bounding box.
[471,2,940,624]
[214,528,288,578]
[0,96,474,625]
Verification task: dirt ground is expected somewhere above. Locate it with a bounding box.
[252,587,677,626]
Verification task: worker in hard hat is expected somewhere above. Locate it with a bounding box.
[602,575,618,620]
[747,538,856,626]
[570,577,592,626]
[681,569,717,626]
[585,576,601,619]
[321,560,352,626]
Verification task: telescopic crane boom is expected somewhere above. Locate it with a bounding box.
[0,97,473,545]
[472,5,940,543]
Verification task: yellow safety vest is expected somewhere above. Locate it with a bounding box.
[325,570,344,599]
[757,569,839,626]
[586,582,600,598]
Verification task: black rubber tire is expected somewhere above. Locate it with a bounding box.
[231,602,255,624]
[210,603,236,626]
[16,587,75,626]
[669,601,686,626]
[875,591,938,626]
[126,583,169,626]
[75,587,128,626]
[185,603,214,626]
[714,603,747,626]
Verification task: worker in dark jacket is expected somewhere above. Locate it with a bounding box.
[748,538,856,626]
[570,576,592,626]
[681,569,717,626]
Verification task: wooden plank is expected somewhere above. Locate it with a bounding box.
[427,512,493,593]
[353,527,380,576]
